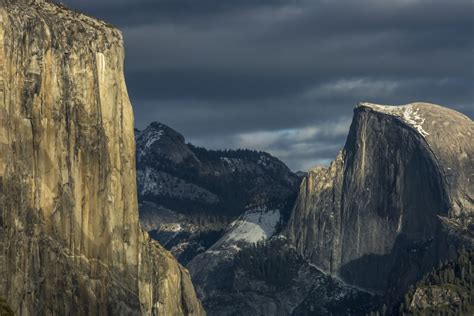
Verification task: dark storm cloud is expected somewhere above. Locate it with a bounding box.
[63,0,474,171]
[63,0,294,27]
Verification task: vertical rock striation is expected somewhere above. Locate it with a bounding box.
[287,102,473,299]
[0,0,204,314]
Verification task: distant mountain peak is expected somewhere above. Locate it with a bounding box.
[142,122,186,144]
[136,122,194,164]
[148,121,172,131]
[135,122,300,220]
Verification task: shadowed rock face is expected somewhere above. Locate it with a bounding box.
[286,102,473,299]
[0,0,204,314]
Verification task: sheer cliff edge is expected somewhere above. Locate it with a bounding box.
[287,102,473,300]
[0,0,205,314]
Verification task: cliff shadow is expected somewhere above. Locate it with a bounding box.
[339,224,462,303]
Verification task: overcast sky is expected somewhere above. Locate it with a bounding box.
[64,0,473,171]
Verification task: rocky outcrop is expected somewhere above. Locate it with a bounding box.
[0,0,204,314]
[286,102,473,299]
[410,287,461,310]
[399,247,474,314]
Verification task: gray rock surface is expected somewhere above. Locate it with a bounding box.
[286,102,473,300]
[410,287,461,310]
[0,1,204,314]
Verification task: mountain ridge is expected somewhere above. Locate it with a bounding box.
[135,121,300,264]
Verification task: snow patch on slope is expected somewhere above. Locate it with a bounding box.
[137,168,220,203]
[136,124,166,160]
[145,129,164,148]
[208,207,281,255]
[188,207,282,273]
[223,208,280,244]
[402,106,429,137]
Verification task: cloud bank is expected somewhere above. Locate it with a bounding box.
[64,0,474,171]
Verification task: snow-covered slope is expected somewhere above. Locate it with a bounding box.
[216,208,281,246]
[187,206,282,274]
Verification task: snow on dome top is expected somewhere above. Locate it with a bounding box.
[359,102,430,137]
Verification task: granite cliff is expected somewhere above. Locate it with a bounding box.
[0,0,204,314]
[286,102,473,302]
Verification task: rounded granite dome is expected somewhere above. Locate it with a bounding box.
[357,102,473,218]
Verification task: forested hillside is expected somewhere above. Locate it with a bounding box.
[397,248,474,315]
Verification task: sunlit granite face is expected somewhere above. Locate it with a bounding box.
[0,1,204,314]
